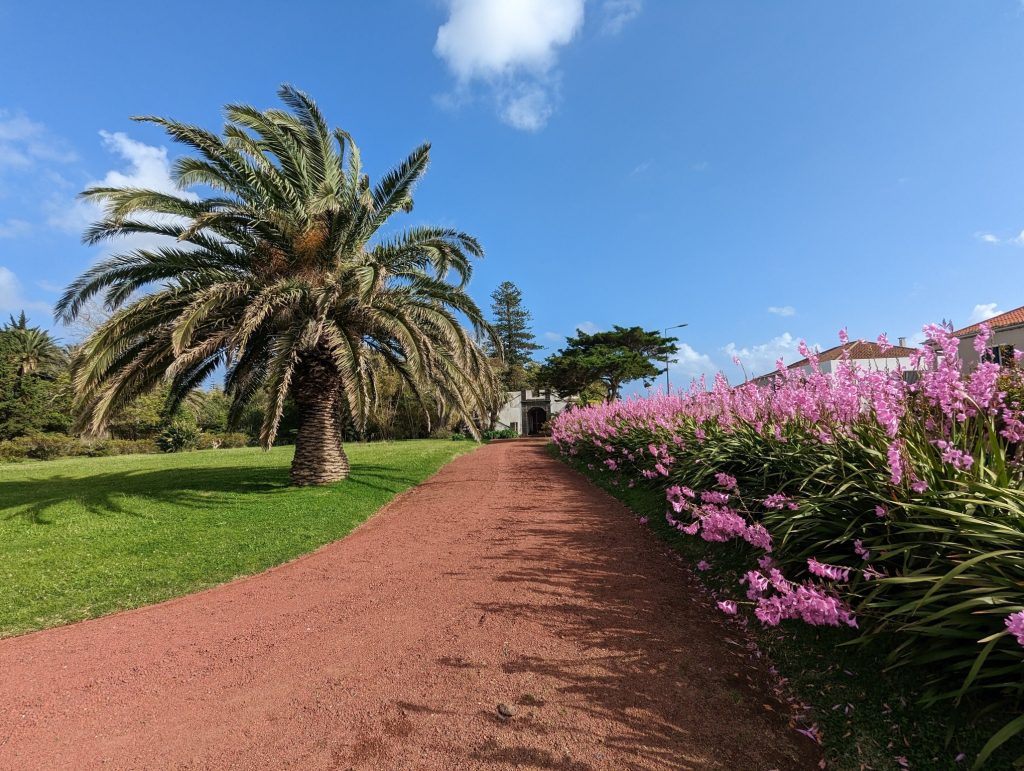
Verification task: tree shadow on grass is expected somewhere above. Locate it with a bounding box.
[0,462,421,525]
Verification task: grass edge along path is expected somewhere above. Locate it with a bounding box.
[0,440,477,638]
[553,446,1024,771]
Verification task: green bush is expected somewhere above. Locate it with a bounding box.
[156,423,200,453]
[196,432,250,450]
[0,432,88,461]
[482,428,518,441]
[86,438,160,457]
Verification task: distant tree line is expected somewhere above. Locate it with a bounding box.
[0,311,497,462]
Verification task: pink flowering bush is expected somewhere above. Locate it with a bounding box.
[553,324,1024,762]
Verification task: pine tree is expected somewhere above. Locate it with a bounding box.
[487,281,542,387]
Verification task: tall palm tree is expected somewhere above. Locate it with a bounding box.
[2,316,66,377]
[57,86,500,485]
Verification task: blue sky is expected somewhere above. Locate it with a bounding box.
[2,0,1024,385]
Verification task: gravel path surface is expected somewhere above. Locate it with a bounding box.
[0,439,817,770]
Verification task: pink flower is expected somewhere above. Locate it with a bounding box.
[887,440,905,486]
[714,472,738,491]
[717,600,738,615]
[853,539,871,561]
[696,560,711,571]
[743,523,773,552]
[911,479,928,493]
[839,327,849,345]
[638,516,649,525]
[742,570,770,599]
[874,504,888,518]
[700,490,730,505]
[807,558,851,582]
[1005,611,1024,647]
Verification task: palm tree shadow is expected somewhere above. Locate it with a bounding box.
[1,461,420,525]
[454,445,818,771]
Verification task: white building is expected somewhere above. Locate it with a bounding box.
[953,306,1024,370]
[494,389,570,436]
[752,340,923,385]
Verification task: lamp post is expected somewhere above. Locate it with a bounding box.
[663,323,689,393]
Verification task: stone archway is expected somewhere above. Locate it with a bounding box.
[526,406,547,436]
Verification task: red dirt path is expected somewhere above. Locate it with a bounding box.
[0,440,818,770]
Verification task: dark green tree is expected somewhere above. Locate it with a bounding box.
[0,316,72,439]
[487,281,541,385]
[537,325,679,402]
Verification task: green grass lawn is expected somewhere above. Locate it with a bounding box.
[0,440,476,638]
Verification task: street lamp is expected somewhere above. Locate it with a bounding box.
[663,323,689,393]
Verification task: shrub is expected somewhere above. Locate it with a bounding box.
[156,423,200,453]
[0,432,88,461]
[86,438,159,456]
[217,432,249,448]
[553,324,1024,768]
[196,432,250,450]
[482,428,518,441]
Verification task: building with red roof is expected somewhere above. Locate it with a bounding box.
[953,305,1024,369]
[751,339,921,386]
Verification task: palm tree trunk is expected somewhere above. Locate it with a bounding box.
[290,363,349,486]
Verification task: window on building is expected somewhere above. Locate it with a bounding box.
[510,421,518,434]
[986,345,1016,366]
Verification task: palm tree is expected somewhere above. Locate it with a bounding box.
[56,86,500,485]
[2,315,66,377]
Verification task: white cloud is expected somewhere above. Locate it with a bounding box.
[0,110,77,171]
[721,332,805,377]
[968,303,1001,324]
[49,130,195,237]
[542,330,564,343]
[575,320,599,334]
[600,0,642,34]
[0,266,50,317]
[499,82,557,131]
[975,230,1024,246]
[0,219,31,238]
[631,159,652,175]
[434,0,585,130]
[767,305,796,317]
[669,342,716,381]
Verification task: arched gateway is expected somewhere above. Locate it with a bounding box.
[493,389,569,436]
[526,406,547,436]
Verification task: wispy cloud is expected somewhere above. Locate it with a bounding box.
[975,230,1024,246]
[631,159,652,175]
[575,320,600,334]
[968,302,1001,324]
[721,332,805,377]
[600,0,642,35]
[0,110,76,171]
[0,219,32,238]
[0,266,50,318]
[767,305,796,317]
